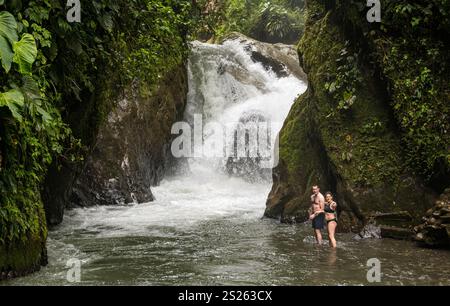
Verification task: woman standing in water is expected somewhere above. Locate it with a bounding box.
[324,192,338,248]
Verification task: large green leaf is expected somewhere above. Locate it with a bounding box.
[0,11,18,44]
[0,89,25,122]
[0,34,13,72]
[12,33,37,75]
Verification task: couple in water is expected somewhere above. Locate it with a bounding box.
[309,185,338,248]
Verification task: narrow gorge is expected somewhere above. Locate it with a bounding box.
[1,0,449,285]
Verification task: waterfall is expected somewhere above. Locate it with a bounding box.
[52,36,306,235]
[178,38,306,182]
[9,37,449,287]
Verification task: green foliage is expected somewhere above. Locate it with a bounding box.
[0,11,18,43]
[0,11,37,75]
[324,0,449,185]
[12,33,36,74]
[324,43,362,112]
[194,0,305,44]
[116,0,191,87]
[0,11,18,72]
[0,88,24,121]
[361,120,385,136]
[373,1,450,183]
[0,2,74,249]
[251,0,305,43]
[0,0,194,264]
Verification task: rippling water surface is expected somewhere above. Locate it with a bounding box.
[7,172,450,286]
[6,39,449,286]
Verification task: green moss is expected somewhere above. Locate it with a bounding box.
[1,0,193,276]
[0,191,47,276]
[266,0,441,229]
[284,7,404,189]
[334,0,450,187]
[0,235,46,276]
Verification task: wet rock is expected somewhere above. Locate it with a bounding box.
[354,224,381,240]
[43,63,188,224]
[440,214,450,223]
[70,66,188,208]
[221,32,307,82]
[225,110,273,182]
[380,226,413,240]
[373,211,413,223]
[414,189,450,247]
[264,1,437,231]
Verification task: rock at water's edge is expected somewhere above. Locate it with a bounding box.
[70,66,189,208]
[264,1,438,233]
[414,189,450,247]
[43,65,188,224]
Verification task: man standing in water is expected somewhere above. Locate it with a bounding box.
[309,185,325,244]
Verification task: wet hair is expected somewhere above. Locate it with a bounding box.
[312,185,319,189]
[325,192,333,197]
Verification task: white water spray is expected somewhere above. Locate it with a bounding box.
[10,39,449,287]
[57,38,306,237]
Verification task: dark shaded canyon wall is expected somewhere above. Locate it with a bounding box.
[265,0,450,237]
[70,66,188,208]
[43,65,188,225]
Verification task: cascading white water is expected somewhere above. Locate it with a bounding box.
[187,40,304,124]
[8,38,450,286]
[183,39,306,181]
[55,38,307,235]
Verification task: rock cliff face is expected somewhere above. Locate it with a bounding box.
[265,0,449,235]
[70,66,188,208]
[43,65,188,224]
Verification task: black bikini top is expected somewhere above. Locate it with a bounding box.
[324,202,336,213]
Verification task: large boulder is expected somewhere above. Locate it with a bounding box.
[43,65,188,224]
[264,1,446,232]
[221,32,307,81]
[70,66,188,208]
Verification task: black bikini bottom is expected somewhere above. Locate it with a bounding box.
[326,218,338,224]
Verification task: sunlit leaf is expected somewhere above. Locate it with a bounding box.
[0,89,25,122]
[12,33,37,74]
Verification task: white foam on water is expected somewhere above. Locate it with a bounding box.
[60,38,306,238]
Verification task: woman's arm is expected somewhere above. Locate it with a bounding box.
[331,201,337,210]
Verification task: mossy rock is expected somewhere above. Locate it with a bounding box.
[0,236,47,280]
[265,0,438,232]
[0,202,48,280]
[69,64,189,208]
